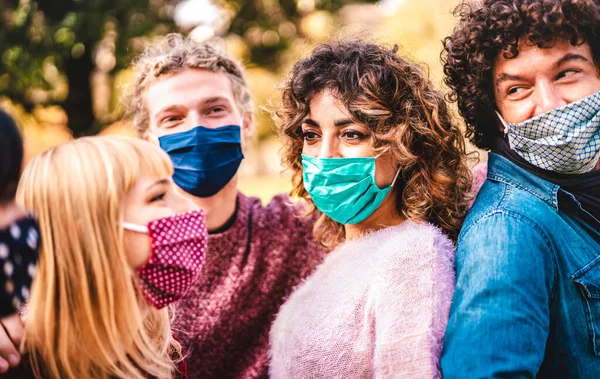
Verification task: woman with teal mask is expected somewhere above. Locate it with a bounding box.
[269,39,473,378]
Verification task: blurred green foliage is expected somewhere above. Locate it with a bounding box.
[0,0,377,137]
[3,0,473,194]
[222,0,376,67]
[0,0,177,136]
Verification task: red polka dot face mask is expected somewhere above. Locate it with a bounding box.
[122,210,208,309]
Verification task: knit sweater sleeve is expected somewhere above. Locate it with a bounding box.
[373,224,456,379]
[261,194,326,275]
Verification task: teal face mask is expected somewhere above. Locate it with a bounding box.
[301,154,400,225]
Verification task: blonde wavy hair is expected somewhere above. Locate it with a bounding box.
[16,136,182,379]
[277,39,473,248]
[124,33,253,137]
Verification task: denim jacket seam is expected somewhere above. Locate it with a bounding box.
[487,172,557,210]
[459,184,509,241]
[459,199,559,301]
[572,254,600,280]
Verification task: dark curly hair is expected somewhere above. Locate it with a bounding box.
[0,109,23,204]
[276,39,473,248]
[443,0,600,150]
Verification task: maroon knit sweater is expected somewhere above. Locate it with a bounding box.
[171,193,328,379]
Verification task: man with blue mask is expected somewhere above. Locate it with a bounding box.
[440,1,600,378]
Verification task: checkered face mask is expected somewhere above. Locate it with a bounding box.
[497,90,600,174]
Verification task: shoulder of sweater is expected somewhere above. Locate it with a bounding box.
[345,221,455,266]
[359,222,456,290]
[237,192,324,253]
[247,192,317,228]
[367,220,449,247]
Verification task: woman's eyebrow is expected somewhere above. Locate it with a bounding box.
[302,118,319,127]
[146,178,170,191]
[334,118,353,127]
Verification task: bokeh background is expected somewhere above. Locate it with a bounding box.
[0,0,467,202]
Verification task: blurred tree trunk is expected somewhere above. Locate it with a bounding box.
[63,47,97,137]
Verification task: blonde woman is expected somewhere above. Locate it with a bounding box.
[5,136,207,378]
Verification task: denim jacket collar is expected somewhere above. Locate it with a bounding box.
[487,153,560,210]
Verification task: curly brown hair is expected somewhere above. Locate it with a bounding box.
[277,39,473,248]
[124,33,253,137]
[443,0,600,150]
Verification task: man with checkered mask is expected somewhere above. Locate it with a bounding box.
[440,1,600,378]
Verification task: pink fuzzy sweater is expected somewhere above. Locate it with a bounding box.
[269,221,455,378]
[172,193,327,379]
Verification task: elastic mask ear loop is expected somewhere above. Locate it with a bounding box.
[374,153,402,188]
[122,222,149,234]
[390,167,402,187]
[495,110,510,135]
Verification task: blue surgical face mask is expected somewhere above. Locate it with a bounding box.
[496,89,600,174]
[301,154,400,225]
[158,125,244,198]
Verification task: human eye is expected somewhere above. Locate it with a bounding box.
[150,192,166,203]
[159,115,183,127]
[206,104,231,117]
[504,84,532,101]
[341,129,368,141]
[302,130,320,142]
[507,86,525,95]
[556,69,580,80]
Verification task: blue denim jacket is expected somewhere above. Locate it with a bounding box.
[441,153,600,379]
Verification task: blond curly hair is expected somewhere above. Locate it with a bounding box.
[125,33,253,136]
